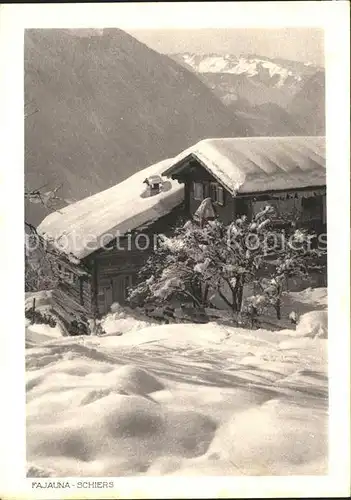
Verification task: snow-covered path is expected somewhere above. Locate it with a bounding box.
[26,298,328,477]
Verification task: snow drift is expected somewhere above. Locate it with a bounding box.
[26,288,328,477]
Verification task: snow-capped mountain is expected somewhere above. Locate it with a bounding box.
[172,53,318,89]
[171,52,325,137]
[171,53,323,110]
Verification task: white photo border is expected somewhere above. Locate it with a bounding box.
[0,1,349,498]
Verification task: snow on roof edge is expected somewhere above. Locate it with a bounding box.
[37,158,184,261]
[162,136,326,195]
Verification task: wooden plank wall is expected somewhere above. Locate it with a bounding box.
[89,205,186,315]
[51,257,94,324]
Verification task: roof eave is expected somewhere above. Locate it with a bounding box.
[161,153,193,178]
[236,183,326,198]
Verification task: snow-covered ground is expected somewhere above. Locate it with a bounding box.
[26,322,63,347]
[26,288,328,477]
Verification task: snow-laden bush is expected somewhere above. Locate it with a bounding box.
[256,228,324,319]
[129,205,326,321]
[129,206,275,312]
[242,294,267,328]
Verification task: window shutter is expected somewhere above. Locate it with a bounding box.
[210,183,217,201]
[217,186,224,206]
[209,182,224,205]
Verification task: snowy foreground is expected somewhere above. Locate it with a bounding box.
[26,288,328,477]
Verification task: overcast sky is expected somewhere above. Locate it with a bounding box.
[127,28,324,65]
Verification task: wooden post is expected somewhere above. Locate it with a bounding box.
[91,259,99,325]
[31,298,36,324]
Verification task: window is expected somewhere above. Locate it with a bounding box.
[210,182,225,206]
[193,182,204,201]
[236,198,249,217]
[216,186,224,206]
[57,263,78,285]
[150,181,160,193]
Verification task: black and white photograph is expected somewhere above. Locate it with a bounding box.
[0,1,350,498]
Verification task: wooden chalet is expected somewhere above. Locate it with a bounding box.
[37,158,185,331]
[38,136,326,332]
[162,136,326,233]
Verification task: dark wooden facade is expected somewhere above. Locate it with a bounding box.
[171,158,326,235]
[53,203,185,328]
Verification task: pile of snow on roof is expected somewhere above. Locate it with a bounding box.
[37,158,183,260]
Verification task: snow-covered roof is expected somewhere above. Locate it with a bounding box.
[162,136,326,195]
[37,159,184,260]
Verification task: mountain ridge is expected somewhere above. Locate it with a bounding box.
[171,52,325,136]
[171,52,323,109]
[25,29,252,226]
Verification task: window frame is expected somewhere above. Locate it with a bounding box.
[216,185,224,206]
[209,182,225,206]
[193,181,204,201]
